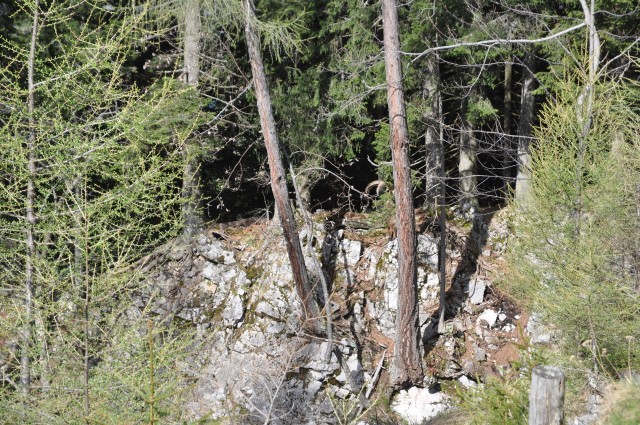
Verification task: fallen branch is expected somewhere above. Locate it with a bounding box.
[365,349,386,400]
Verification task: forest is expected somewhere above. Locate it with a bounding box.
[0,0,639,423]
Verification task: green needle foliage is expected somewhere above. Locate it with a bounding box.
[456,345,549,425]
[460,69,640,424]
[0,1,196,422]
[504,74,640,374]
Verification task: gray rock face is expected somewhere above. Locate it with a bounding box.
[527,312,553,344]
[132,220,463,424]
[468,277,487,305]
[475,346,487,362]
[199,239,236,265]
[417,234,439,268]
[223,294,244,326]
[364,234,445,340]
[340,239,362,268]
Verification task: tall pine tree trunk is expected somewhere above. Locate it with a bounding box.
[436,61,447,335]
[21,0,40,398]
[423,52,441,209]
[515,53,536,201]
[181,0,203,237]
[381,0,423,388]
[458,95,479,212]
[422,50,449,335]
[503,56,514,194]
[243,0,319,326]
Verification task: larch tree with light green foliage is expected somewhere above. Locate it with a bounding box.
[508,1,640,378]
[0,1,201,422]
[506,74,640,377]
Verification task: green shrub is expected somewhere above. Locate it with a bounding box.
[456,345,548,425]
[502,77,640,375]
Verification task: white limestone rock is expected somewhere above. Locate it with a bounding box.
[420,272,440,303]
[417,234,439,268]
[295,342,340,375]
[222,294,244,327]
[340,239,362,267]
[306,380,323,397]
[458,375,477,388]
[527,312,553,344]
[199,240,236,265]
[477,309,499,328]
[391,387,450,424]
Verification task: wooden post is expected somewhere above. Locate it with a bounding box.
[529,365,566,425]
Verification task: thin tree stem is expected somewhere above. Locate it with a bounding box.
[22,0,40,400]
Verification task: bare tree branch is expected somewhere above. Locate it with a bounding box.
[408,22,587,63]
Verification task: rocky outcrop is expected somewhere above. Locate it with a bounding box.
[130,211,526,424]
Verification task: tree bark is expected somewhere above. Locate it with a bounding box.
[515,53,536,201]
[183,0,201,88]
[503,56,514,194]
[243,0,319,325]
[21,0,40,399]
[458,95,479,212]
[381,0,423,388]
[181,0,203,237]
[423,52,441,209]
[286,153,333,362]
[436,66,447,335]
[573,0,601,239]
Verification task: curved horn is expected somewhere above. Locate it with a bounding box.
[363,180,388,198]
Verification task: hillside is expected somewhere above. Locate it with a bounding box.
[126,207,535,424]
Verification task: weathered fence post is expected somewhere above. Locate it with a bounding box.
[529,365,566,425]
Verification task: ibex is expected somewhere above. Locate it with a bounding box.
[361,179,389,210]
[363,180,389,198]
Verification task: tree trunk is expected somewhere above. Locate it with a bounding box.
[515,53,536,201]
[458,95,478,212]
[21,0,40,399]
[381,0,423,388]
[503,56,514,194]
[181,0,203,237]
[573,0,601,239]
[243,0,319,326]
[423,52,441,209]
[286,152,333,362]
[436,64,447,335]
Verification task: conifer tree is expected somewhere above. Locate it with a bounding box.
[0,2,194,421]
[381,0,423,388]
[243,0,319,326]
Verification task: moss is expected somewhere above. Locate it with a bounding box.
[439,379,459,395]
[425,345,449,372]
[201,305,224,323]
[243,264,263,282]
[376,252,389,272]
